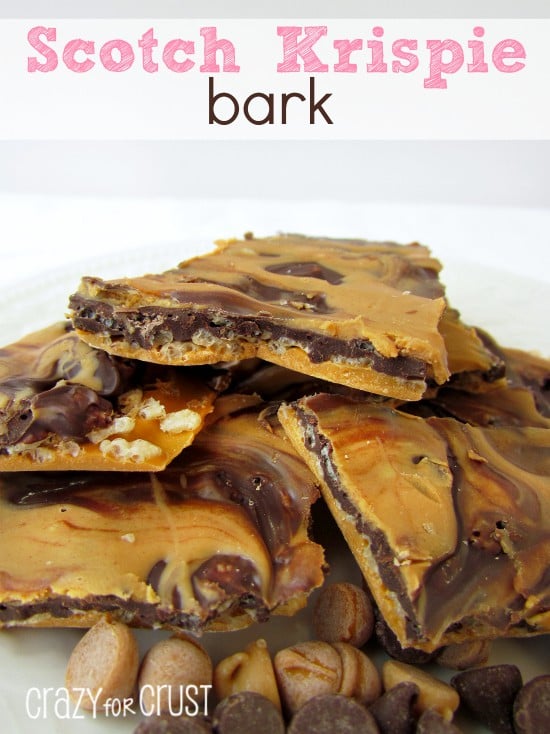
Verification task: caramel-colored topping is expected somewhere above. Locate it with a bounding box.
[503,346,550,417]
[0,403,324,631]
[279,395,550,651]
[69,235,451,400]
[0,322,216,471]
[438,308,505,388]
[410,385,550,429]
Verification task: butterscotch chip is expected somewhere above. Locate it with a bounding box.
[68,235,455,401]
[0,403,324,632]
[212,691,284,734]
[213,639,281,710]
[279,395,550,651]
[288,693,379,734]
[0,321,216,471]
[313,582,374,647]
[138,635,212,715]
[274,641,343,715]
[65,618,139,711]
[436,640,491,671]
[382,660,460,722]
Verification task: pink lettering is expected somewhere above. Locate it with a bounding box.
[468,26,489,72]
[99,39,134,72]
[391,39,419,73]
[63,39,95,73]
[367,26,387,73]
[163,39,195,72]
[27,26,58,72]
[200,27,240,72]
[333,39,363,72]
[138,28,158,73]
[492,39,526,73]
[424,39,464,89]
[277,26,328,72]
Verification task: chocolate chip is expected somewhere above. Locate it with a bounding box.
[513,675,550,734]
[369,681,418,734]
[134,716,211,733]
[416,708,463,733]
[374,613,435,665]
[451,664,523,734]
[212,692,284,734]
[288,693,379,734]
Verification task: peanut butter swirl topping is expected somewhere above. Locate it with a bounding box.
[0,402,325,632]
[278,394,550,652]
[69,235,453,400]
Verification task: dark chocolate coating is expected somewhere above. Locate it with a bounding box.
[70,294,426,380]
[374,613,436,665]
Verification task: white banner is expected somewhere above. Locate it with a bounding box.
[0,18,547,139]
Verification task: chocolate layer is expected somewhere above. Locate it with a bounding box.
[70,293,427,381]
[68,235,454,400]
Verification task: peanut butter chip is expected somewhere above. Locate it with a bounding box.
[138,634,213,716]
[274,641,342,716]
[65,618,139,711]
[313,582,374,647]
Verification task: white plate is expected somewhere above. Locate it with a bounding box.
[0,243,549,734]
